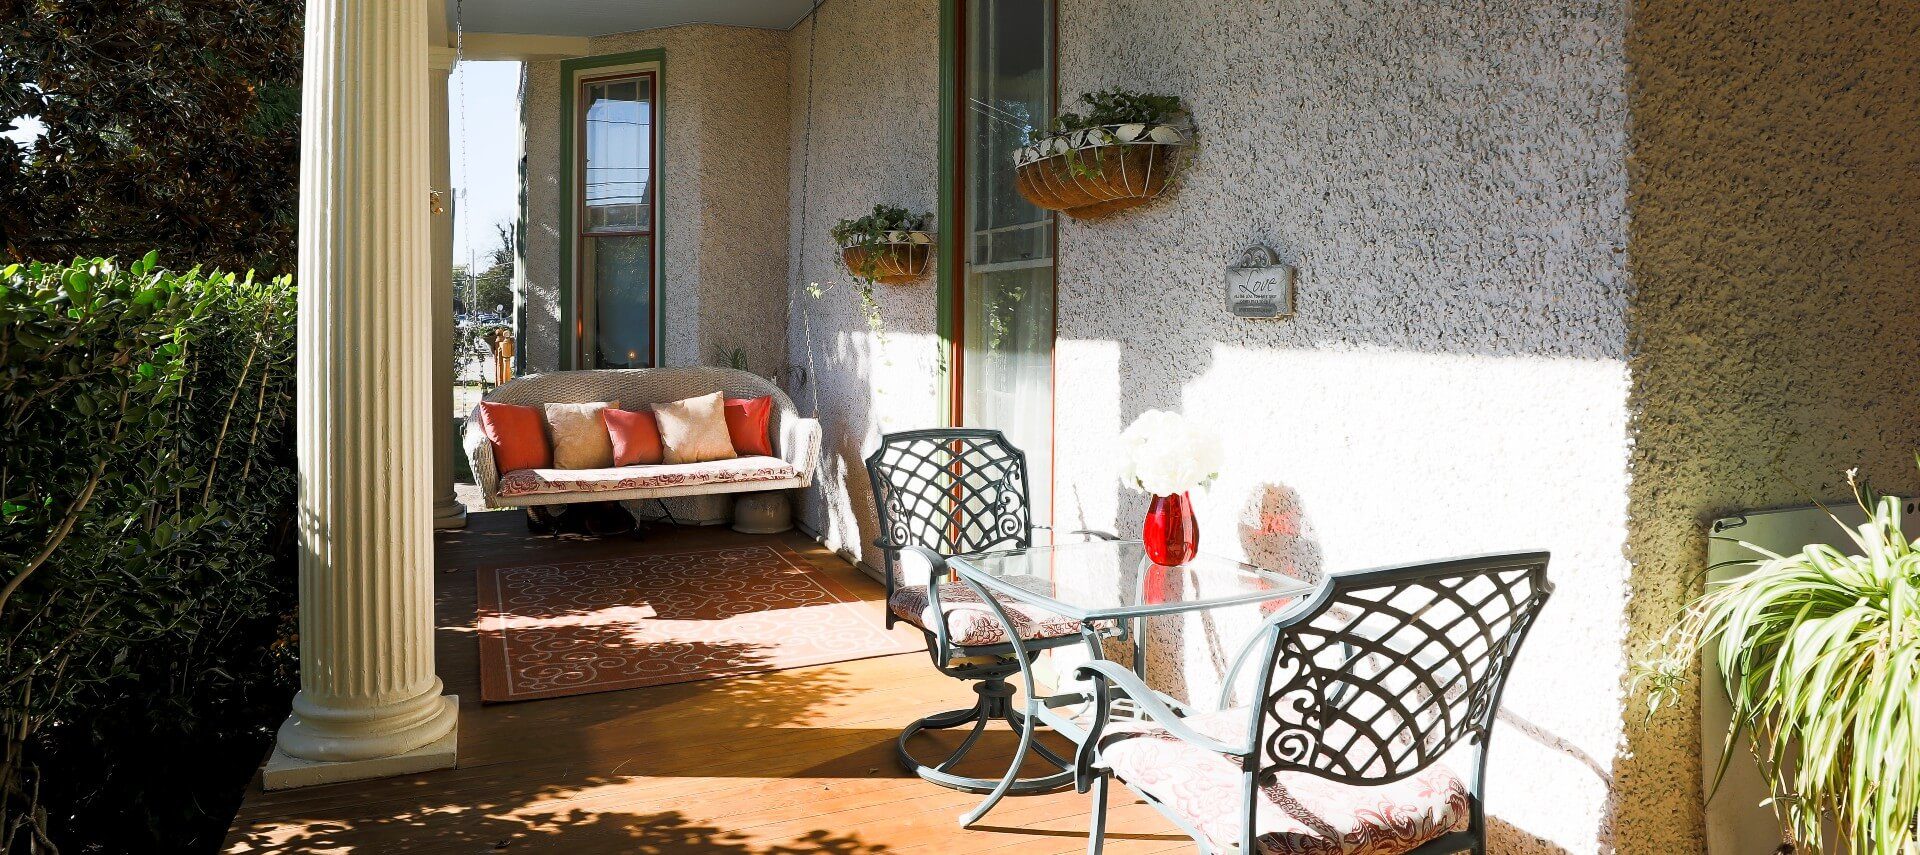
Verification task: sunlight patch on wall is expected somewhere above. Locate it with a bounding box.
[1055,340,1631,852]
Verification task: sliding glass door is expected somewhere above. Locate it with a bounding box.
[956,0,1055,529]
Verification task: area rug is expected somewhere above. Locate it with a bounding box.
[475,544,921,702]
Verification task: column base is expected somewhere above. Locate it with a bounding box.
[433,497,468,529]
[262,696,459,790]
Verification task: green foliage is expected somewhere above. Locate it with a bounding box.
[460,222,517,317]
[1635,467,1920,855]
[823,205,929,346]
[829,205,932,250]
[0,256,298,851]
[0,2,304,273]
[1028,89,1186,145]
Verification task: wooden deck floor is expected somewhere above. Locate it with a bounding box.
[223,511,1190,854]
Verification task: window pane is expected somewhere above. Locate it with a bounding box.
[586,234,652,368]
[583,76,652,234]
[962,0,1054,529]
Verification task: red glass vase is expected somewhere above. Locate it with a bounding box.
[1143,492,1199,566]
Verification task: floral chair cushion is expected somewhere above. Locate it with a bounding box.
[888,582,1088,647]
[498,456,798,498]
[1100,707,1471,855]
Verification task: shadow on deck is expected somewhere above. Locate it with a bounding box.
[222,511,1188,854]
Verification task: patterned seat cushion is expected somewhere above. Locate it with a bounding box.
[1100,708,1471,855]
[888,582,1087,647]
[498,456,798,498]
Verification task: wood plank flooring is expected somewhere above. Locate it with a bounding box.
[223,511,1190,854]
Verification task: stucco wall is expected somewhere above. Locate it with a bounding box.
[518,25,790,377]
[1623,0,1920,850]
[783,0,944,561]
[1050,1,1630,851]
[501,1,1918,851]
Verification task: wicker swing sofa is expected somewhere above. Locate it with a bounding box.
[462,366,821,511]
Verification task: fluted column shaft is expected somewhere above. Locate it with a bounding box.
[276,0,458,768]
[430,48,467,530]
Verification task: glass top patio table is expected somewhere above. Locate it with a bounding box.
[947,539,1316,622]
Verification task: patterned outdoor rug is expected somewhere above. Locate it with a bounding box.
[475,543,922,702]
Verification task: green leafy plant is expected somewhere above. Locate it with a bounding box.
[1,2,303,272]
[0,255,297,851]
[1635,466,1920,855]
[1027,89,1186,145]
[830,204,932,250]
[824,205,933,342]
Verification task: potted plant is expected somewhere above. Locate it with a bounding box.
[833,205,934,285]
[1015,89,1191,219]
[1635,467,1920,855]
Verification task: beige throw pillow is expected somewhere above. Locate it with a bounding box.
[651,392,738,464]
[543,401,618,469]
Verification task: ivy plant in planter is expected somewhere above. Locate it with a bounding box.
[833,205,935,285]
[1015,89,1191,219]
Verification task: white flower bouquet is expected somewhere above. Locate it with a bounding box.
[1117,410,1224,497]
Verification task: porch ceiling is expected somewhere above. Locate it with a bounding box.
[447,0,815,37]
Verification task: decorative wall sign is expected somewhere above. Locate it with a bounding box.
[1225,246,1296,319]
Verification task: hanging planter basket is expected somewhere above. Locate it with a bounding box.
[840,230,935,284]
[1015,123,1190,219]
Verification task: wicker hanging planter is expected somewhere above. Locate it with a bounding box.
[840,230,934,284]
[1015,122,1190,219]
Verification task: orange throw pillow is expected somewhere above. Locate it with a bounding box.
[723,396,775,457]
[603,407,665,466]
[479,401,551,472]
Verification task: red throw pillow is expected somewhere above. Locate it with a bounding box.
[478,401,551,472]
[603,407,665,466]
[723,396,774,457]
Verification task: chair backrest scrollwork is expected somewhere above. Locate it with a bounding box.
[1254,553,1551,787]
[865,429,1033,588]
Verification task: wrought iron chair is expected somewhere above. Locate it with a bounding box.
[1074,552,1552,855]
[866,428,1114,794]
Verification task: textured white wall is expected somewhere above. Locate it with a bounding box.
[519,25,790,377]
[783,0,944,562]
[1051,1,1631,851]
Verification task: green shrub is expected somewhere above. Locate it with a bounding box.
[0,255,298,852]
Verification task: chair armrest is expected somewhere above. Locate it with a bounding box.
[462,406,499,503]
[779,416,822,485]
[898,545,954,654]
[1073,660,1251,759]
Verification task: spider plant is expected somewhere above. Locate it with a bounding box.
[1637,467,1920,855]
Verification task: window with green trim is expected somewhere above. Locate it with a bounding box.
[576,70,657,369]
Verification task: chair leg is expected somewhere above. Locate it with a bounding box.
[1086,773,1109,855]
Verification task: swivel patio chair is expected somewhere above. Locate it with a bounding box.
[1075,551,1552,855]
[867,428,1113,794]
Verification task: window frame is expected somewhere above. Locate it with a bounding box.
[557,51,665,370]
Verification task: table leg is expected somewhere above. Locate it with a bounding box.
[957,575,1041,828]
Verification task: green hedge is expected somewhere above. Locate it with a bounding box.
[0,256,298,852]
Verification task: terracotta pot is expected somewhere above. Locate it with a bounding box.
[840,239,933,284]
[1015,137,1186,219]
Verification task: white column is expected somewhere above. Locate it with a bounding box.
[430,46,467,530]
[265,0,458,790]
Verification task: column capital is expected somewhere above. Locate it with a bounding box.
[430,45,458,72]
